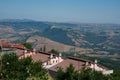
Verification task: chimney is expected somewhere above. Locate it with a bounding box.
[24,50,27,54]
[33,48,36,52]
[94,59,97,64]
[50,54,53,59]
[59,53,62,57]
[93,59,98,70]
[58,53,63,63]
[85,62,89,66]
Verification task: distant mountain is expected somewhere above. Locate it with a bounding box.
[0,19,120,54]
[41,27,74,45]
[0,19,51,32]
[0,19,34,22]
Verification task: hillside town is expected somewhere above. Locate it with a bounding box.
[0,41,113,77]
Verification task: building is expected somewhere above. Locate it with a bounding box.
[0,41,35,58]
[0,41,26,55]
[31,52,63,68]
[0,41,26,49]
[49,57,113,77]
[0,41,113,77]
[29,51,113,77]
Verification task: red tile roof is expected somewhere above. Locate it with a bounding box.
[0,41,26,49]
[16,49,24,57]
[0,41,11,47]
[50,57,109,72]
[12,44,26,49]
[50,58,85,72]
[31,52,50,63]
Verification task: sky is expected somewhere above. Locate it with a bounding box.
[0,0,120,23]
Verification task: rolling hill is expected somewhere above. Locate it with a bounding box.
[26,35,92,52]
[0,19,120,54]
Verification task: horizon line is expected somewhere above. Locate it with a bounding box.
[0,18,120,25]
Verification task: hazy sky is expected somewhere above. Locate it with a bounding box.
[0,0,120,23]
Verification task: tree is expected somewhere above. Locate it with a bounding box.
[50,49,59,55]
[43,45,46,52]
[65,64,78,80]
[79,68,109,80]
[17,57,32,80]
[40,47,43,52]
[23,42,32,50]
[0,53,48,80]
[1,53,19,79]
[56,64,112,80]
[56,68,65,80]
[111,70,120,80]
[28,62,48,80]
[56,64,78,80]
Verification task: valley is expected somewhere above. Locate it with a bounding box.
[0,19,120,61]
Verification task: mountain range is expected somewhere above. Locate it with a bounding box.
[0,19,120,54]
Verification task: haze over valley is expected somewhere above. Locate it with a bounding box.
[0,19,120,57]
